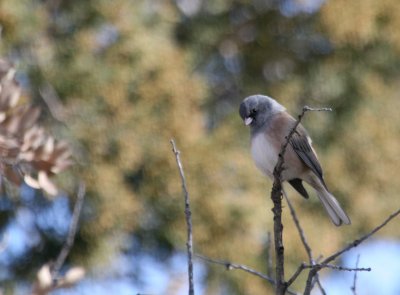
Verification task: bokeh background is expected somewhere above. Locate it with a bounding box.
[1,0,400,294]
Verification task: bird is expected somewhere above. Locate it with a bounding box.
[239,94,350,226]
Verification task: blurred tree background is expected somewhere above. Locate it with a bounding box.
[0,0,400,294]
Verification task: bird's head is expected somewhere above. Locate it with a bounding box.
[239,94,285,129]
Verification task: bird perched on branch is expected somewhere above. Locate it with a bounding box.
[239,94,350,226]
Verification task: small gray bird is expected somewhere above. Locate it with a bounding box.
[239,94,350,226]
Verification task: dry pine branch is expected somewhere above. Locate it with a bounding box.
[0,59,73,195]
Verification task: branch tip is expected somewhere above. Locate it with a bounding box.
[170,139,195,295]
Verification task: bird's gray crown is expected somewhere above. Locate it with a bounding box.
[239,94,285,133]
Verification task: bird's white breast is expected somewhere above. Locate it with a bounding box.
[251,133,278,179]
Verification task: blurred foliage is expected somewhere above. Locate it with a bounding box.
[0,0,400,294]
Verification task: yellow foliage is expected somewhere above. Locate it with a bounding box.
[321,0,400,51]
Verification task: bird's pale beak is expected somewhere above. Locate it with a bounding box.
[244,117,253,126]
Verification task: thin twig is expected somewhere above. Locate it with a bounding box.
[304,208,400,295]
[195,254,275,284]
[286,263,307,287]
[315,278,327,295]
[287,261,362,291]
[305,263,370,272]
[271,106,331,294]
[51,182,85,283]
[282,190,313,262]
[351,254,361,295]
[283,189,325,294]
[195,253,299,295]
[170,139,194,295]
[323,208,400,265]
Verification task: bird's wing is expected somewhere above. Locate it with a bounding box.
[288,178,309,199]
[289,128,327,188]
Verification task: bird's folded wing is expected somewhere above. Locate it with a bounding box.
[289,132,327,188]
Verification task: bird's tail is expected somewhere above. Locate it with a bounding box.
[317,188,351,226]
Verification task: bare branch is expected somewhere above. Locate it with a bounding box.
[302,106,332,112]
[271,106,331,294]
[33,183,86,294]
[282,190,313,262]
[286,263,307,287]
[195,253,300,295]
[351,254,361,295]
[324,208,400,265]
[304,208,400,295]
[283,189,325,293]
[305,263,370,272]
[51,182,86,282]
[315,278,327,295]
[170,139,195,295]
[195,253,275,284]
[269,181,285,294]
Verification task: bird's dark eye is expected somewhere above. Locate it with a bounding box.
[250,108,257,115]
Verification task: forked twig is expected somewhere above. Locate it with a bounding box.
[283,189,325,294]
[195,253,299,295]
[351,254,361,295]
[195,254,275,284]
[304,208,400,294]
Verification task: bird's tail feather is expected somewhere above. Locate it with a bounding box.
[317,189,351,226]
